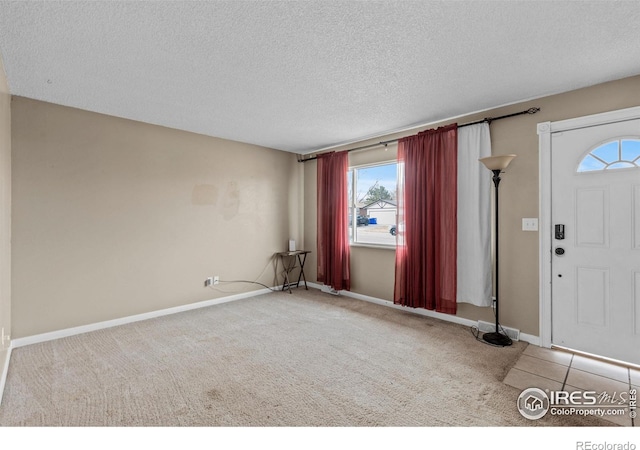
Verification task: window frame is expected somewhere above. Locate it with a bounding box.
[347,160,398,249]
[576,137,640,173]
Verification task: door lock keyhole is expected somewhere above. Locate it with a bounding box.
[555,247,565,256]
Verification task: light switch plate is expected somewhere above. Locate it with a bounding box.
[522,218,539,231]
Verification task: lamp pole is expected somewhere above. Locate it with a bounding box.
[483,170,512,346]
[479,155,516,347]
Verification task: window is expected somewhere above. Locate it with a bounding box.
[577,138,640,172]
[348,162,398,247]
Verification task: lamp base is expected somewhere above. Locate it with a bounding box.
[482,331,513,347]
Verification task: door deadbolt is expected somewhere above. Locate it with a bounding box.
[555,247,565,256]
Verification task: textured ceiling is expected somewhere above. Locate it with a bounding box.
[1,1,640,154]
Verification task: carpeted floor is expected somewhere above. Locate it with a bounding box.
[0,288,612,426]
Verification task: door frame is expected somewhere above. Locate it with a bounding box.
[537,105,640,348]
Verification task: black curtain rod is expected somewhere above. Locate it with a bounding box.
[297,107,540,163]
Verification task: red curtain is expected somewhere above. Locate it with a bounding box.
[394,124,458,314]
[317,151,351,291]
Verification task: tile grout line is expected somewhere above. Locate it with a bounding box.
[509,351,573,387]
[516,353,573,389]
[561,353,574,391]
[508,367,567,386]
[521,351,572,369]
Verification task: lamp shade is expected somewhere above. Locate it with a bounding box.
[479,154,517,171]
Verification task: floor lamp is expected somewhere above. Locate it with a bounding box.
[479,154,517,347]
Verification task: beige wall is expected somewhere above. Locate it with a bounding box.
[0,51,10,377]
[11,97,301,338]
[304,74,640,336]
[9,75,640,340]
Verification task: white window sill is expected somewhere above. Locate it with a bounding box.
[349,242,396,251]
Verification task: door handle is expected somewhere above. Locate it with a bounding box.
[555,247,565,256]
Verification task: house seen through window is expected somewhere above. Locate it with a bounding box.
[348,162,398,247]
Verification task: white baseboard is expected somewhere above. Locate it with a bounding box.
[520,333,540,346]
[11,287,278,349]
[0,344,11,407]
[1,282,543,405]
[10,282,543,352]
[308,282,541,346]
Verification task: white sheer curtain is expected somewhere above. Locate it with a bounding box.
[457,123,492,306]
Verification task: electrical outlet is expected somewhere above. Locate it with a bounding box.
[213,276,219,285]
[204,277,213,287]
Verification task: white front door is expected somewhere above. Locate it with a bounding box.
[550,118,640,365]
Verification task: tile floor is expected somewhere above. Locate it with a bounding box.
[504,345,639,426]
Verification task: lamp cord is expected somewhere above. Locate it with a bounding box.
[211,280,279,292]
